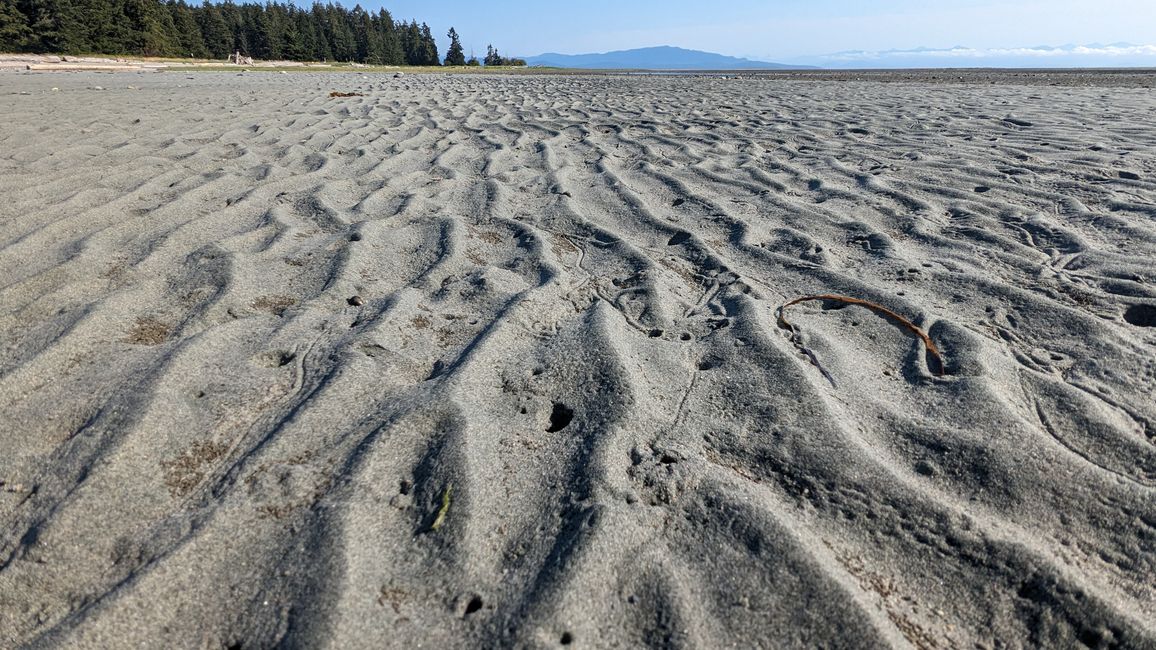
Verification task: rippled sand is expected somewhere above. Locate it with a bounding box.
[1,71,1154,649]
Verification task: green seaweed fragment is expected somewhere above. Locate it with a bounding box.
[431,485,453,531]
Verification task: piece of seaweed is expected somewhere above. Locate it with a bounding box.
[431,485,453,531]
[777,294,945,378]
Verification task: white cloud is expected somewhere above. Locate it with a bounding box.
[823,43,1156,61]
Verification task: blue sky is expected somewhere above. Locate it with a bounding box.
[337,0,1156,61]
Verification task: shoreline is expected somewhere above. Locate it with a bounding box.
[3,53,1155,87]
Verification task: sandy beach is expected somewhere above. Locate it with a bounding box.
[1,70,1154,648]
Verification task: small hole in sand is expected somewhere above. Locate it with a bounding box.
[667,232,691,246]
[254,350,296,368]
[349,233,362,242]
[671,198,685,207]
[399,480,411,495]
[1123,304,1156,327]
[648,329,663,338]
[464,596,483,616]
[546,403,574,432]
[974,186,991,193]
[680,332,692,341]
[1080,627,1111,647]
[560,632,574,645]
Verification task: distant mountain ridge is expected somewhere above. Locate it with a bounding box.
[524,46,811,70]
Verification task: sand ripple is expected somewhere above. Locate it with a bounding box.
[1,72,1154,648]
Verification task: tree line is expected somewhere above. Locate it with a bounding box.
[440,28,525,67]
[0,0,523,66]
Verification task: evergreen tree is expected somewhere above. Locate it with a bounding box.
[73,0,129,55]
[214,1,244,55]
[167,0,207,57]
[351,4,380,64]
[308,2,330,61]
[197,1,230,58]
[240,3,275,59]
[260,2,285,59]
[324,3,354,61]
[419,22,437,65]
[376,8,401,65]
[399,19,417,65]
[26,0,87,53]
[281,7,308,60]
[120,0,177,55]
[443,25,463,66]
[0,0,33,50]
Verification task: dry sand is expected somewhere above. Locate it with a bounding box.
[1,70,1154,649]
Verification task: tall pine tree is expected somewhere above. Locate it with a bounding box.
[418,22,437,65]
[196,0,229,58]
[325,3,354,61]
[376,8,401,65]
[443,26,463,66]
